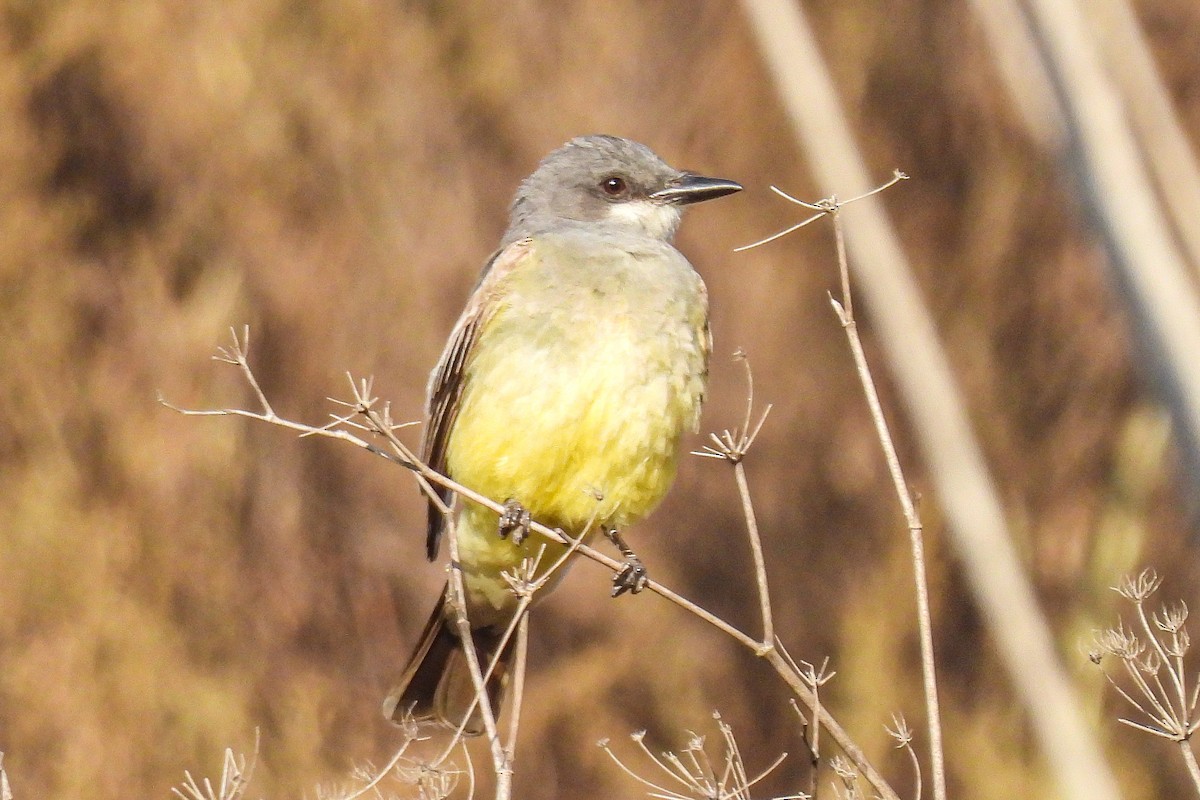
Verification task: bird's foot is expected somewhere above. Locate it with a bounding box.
[498,499,532,545]
[605,528,649,597]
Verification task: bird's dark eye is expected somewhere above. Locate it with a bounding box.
[600,175,627,197]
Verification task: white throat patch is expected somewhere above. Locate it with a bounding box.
[606,200,683,241]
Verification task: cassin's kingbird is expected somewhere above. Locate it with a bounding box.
[383,135,741,731]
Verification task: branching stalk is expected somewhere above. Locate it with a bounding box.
[163,326,900,800]
[827,205,948,800]
[735,174,942,798]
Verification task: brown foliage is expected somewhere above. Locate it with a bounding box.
[0,1,1197,798]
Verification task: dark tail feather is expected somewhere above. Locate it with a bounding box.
[382,590,513,735]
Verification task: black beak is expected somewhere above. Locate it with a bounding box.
[651,173,743,205]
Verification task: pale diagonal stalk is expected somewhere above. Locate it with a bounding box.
[829,210,947,800]
[1024,0,1200,504]
[1088,0,1200,283]
[738,1,1121,796]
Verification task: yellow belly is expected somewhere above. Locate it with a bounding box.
[450,354,687,529]
[447,346,698,619]
[440,233,708,618]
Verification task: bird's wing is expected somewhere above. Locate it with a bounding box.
[697,280,712,431]
[421,237,536,560]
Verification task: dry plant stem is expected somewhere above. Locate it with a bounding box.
[432,528,590,766]
[907,744,923,800]
[1134,600,1188,712]
[504,614,530,768]
[739,3,1122,797]
[441,519,511,799]
[764,650,897,800]
[340,738,415,800]
[1026,0,1200,486]
[694,355,895,797]
[965,0,1065,151]
[888,716,923,800]
[165,327,895,798]
[161,330,756,650]
[719,354,775,652]
[734,461,773,652]
[829,210,947,800]
[787,660,826,799]
[1089,0,1200,284]
[1181,742,1200,794]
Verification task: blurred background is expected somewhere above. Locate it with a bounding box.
[1,1,1198,797]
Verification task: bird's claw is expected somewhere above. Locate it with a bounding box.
[498,499,532,545]
[611,555,648,597]
[605,527,648,597]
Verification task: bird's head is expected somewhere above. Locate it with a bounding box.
[506,135,742,243]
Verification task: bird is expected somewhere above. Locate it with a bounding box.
[383,135,741,733]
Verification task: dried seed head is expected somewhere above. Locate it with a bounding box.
[830,755,857,780]
[1094,625,1144,661]
[1137,650,1162,676]
[1114,569,1162,602]
[1165,630,1190,659]
[885,714,914,748]
[1154,601,1189,633]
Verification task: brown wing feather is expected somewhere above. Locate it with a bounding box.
[695,281,712,431]
[422,239,536,559]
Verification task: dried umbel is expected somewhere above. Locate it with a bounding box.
[1091,569,1200,793]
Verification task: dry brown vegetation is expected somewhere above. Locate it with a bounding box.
[2,1,1200,798]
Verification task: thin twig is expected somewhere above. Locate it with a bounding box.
[695,353,775,653]
[739,175,948,800]
[505,613,530,768]
[340,735,416,800]
[442,520,509,792]
[432,525,592,766]
[734,461,773,653]
[738,1,1121,796]
[599,737,683,798]
[1180,741,1200,795]
[164,327,895,799]
[886,715,922,800]
[785,650,833,800]
[734,173,908,254]
[825,202,948,800]
[162,331,760,655]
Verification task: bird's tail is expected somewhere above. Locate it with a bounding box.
[382,589,512,735]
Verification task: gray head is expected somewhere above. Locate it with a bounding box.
[504,135,741,244]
